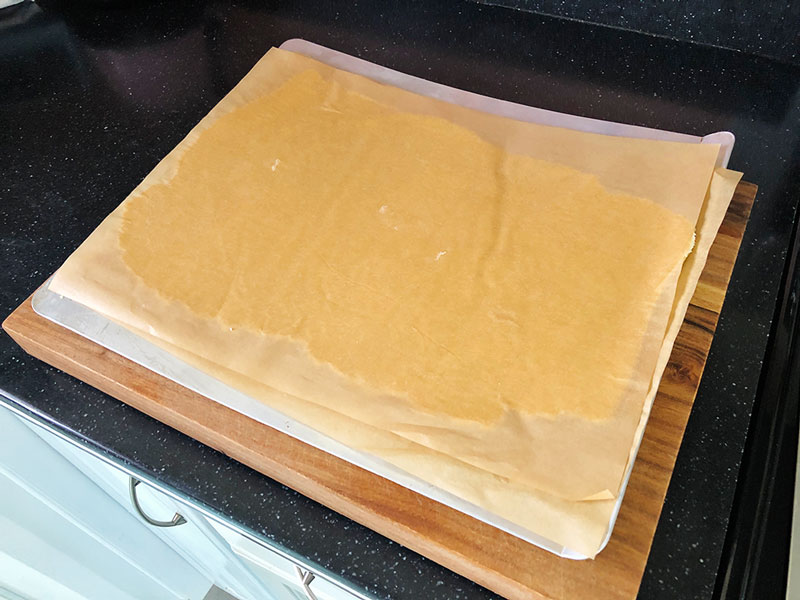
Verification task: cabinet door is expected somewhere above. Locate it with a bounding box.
[0,405,211,600]
[21,415,281,600]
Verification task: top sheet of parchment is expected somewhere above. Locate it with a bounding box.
[49,47,741,557]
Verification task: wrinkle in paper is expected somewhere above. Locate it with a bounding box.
[49,48,740,557]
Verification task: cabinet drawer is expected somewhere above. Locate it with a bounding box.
[22,420,274,600]
[207,519,368,600]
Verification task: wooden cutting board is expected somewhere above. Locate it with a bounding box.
[2,181,756,600]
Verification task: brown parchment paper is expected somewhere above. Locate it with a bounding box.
[49,48,742,557]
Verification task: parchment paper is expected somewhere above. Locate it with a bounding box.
[49,48,741,557]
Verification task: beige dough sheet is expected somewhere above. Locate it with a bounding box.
[49,48,742,557]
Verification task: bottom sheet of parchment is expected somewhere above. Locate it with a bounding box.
[48,48,741,556]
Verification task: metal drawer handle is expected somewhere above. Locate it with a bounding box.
[129,477,186,528]
[294,565,318,600]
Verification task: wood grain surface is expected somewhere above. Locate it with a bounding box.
[2,181,757,600]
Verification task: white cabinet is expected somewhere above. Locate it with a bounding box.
[0,404,211,600]
[8,406,368,600]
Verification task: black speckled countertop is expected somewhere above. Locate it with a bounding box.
[2,1,799,598]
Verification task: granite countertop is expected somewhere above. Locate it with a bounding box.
[2,1,799,598]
